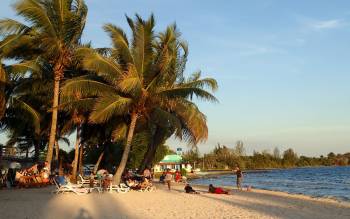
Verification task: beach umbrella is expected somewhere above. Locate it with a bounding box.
[9,162,21,169]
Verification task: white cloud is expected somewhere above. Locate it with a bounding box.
[307,19,346,30]
[312,19,342,29]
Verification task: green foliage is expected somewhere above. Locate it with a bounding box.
[185,142,349,171]
[181,168,187,176]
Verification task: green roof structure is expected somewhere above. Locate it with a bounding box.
[159,154,182,163]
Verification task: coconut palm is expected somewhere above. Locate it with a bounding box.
[61,14,218,184]
[138,26,214,172]
[0,0,88,168]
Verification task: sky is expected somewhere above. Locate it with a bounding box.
[1,0,350,156]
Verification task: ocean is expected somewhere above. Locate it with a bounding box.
[190,166,350,202]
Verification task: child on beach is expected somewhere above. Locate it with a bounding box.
[164,169,172,190]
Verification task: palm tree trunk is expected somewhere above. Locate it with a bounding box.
[59,157,64,176]
[139,126,167,173]
[54,140,59,161]
[34,143,40,162]
[113,112,138,184]
[71,126,81,183]
[78,144,83,175]
[0,63,6,121]
[0,95,5,120]
[46,78,60,169]
[94,151,104,174]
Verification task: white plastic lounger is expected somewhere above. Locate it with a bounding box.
[53,178,89,195]
[108,183,130,193]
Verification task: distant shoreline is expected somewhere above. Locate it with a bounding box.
[188,165,349,179]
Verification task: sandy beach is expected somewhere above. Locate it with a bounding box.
[0,183,349,219]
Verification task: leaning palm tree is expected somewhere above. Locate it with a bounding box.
[138,26,214,172]
[0,0,88,168]
[61,14,218,184]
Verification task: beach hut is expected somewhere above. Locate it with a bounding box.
[154,154,192,172]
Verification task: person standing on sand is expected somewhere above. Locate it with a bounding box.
[143,167,151,181]
[235,166,243,190]
[164,169,172,190]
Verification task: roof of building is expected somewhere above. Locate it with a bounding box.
[159,154,182,163]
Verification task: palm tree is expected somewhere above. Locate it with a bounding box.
[61,14,217,184]
[138,26,216,172]
[59,109,85,183]
[0,0,88,168]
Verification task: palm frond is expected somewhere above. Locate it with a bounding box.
[131,14,155,77]
[76,47,122,83]
[7,60,40,77]
[111,122,128,141]
[61,77,117,98]
[158,87,218,102]
[14,0,57,37]
[117,64,142,97]
[173,101,208,145]
[103,23,134,64]
[182,74,218,92]
[89,95,133,124]
[11,97,41,134]
[0,18,31,36]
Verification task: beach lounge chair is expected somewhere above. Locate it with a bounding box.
[139,183,156,192]
[78,174,91,186]
[108,183,130,193]
[53,177,89,195]
[77,175,102,193]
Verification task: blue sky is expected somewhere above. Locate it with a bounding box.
[1,0,350,156]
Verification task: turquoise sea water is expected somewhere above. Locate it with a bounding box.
[190,166,350,202]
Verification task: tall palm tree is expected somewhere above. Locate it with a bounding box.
[61,14,218,184]
[138,26,215,172]
[0,0,88,168]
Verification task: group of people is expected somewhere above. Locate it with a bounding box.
[159,169,185,190]
[2,162,51,188]
[183,166,245,195]
[121,168,154,191]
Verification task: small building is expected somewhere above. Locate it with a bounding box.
[153,154,192,172]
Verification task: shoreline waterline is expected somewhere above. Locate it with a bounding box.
[1,183,350,219]
[189,166,350,203]
[189,183,350,207]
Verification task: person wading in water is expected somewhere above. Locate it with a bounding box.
[234,166,243,190]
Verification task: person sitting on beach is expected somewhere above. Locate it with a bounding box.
[159,171,166,183]
[126,179,136,187]
[140,178,152,189]
[184,183,199,194]
[143,167,152,181]
[208,184,228,194]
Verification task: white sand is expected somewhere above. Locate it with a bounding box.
[0,183,349,219]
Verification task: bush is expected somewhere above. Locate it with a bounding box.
[181,168,187,176]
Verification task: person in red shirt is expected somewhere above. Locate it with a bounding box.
[208,184,229,194]
[175,169,181,182]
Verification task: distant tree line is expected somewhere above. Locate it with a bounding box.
[182,141,350,170]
